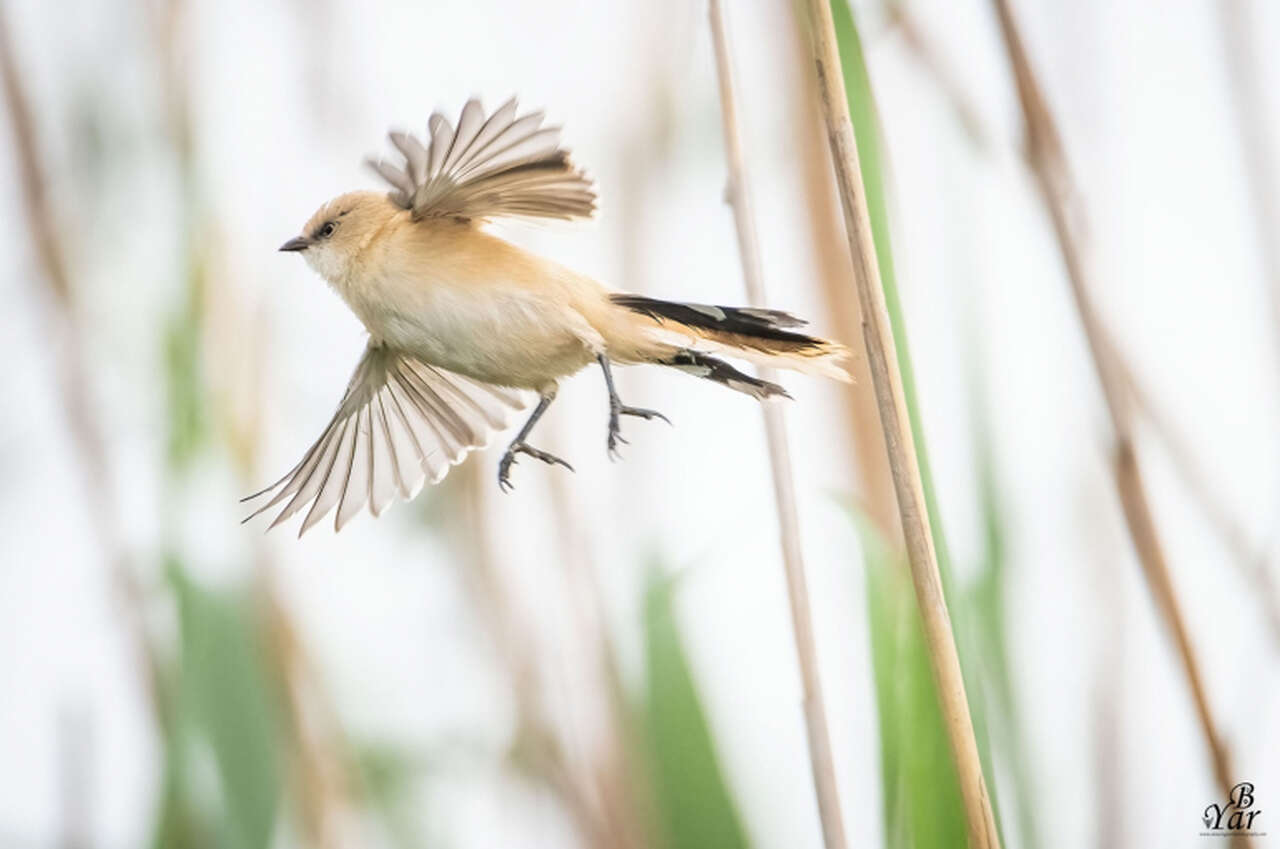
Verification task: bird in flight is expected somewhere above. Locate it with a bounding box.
[244,98,850,535]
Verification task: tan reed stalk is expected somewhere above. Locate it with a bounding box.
[782,8,900,541]
[989,2,1247,841]
[708,3,849,847]
[0,7,168,732]
[797,1,1001,846]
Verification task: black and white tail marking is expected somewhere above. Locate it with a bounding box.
[664,349,790,400]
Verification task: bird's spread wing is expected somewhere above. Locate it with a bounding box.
[367,97,596,222]
[243,344,526,535]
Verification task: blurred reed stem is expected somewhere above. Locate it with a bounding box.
[889,0,1280,646]
[989,1,1247,837]
[891,0,1280,646]
[884,5,990,151]
[456,463,638,849]
[707,3,849,848]
[1215,0,1280,646]
[543,468,652,848]
[257,569,354,849]
[146,0,361,839]
[798,1,1001,847]
[711,3,849,845]
[1113,349,1280,647]
[0,4,168,733]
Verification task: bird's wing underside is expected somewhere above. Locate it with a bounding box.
[367,97,597,223]
[243,344,526,535]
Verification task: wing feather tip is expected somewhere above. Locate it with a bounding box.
[396,99,595,223]
[244,346,529,536]
[299,507,329,538]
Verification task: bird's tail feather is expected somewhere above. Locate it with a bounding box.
[610,293,852,382]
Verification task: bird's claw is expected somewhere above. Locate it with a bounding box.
[606,402,671,460]
[497,441,574,492]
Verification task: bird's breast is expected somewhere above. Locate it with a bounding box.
[341,269,595,390]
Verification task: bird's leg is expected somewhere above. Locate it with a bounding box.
[597,354,670,459]
[498,391,573,492]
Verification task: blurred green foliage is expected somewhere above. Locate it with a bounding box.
[147,558,436,849]
[163,259,209,471]
[150,561,284,849]
[143,549,762,849]
[354,742,433,849]
[859,519,968,848]
[641,569,753,849]
[968,369,1041,849]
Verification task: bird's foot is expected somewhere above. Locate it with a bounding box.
[607,401,671,460]
[498,441,574,492]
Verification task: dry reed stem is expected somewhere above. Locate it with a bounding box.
[784,8,900,541]
[0,6,168,732]
[989,1,1246,839]
[708,4,850,848]
[798,1,1001,847]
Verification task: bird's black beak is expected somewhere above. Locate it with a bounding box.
[279,236,310,252]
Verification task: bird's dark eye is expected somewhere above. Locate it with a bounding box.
[317,221,336,239]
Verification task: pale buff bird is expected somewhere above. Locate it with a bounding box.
[244,97,850,535]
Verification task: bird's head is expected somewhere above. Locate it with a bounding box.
[280,190,397,281]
